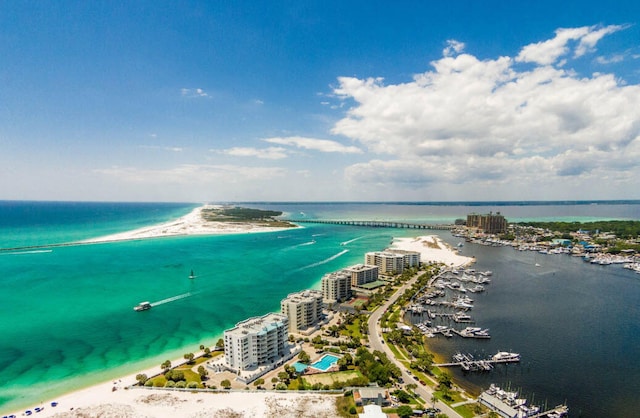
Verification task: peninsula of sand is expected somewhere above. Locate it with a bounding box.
[7,210,473,418]
[81,205,298,244]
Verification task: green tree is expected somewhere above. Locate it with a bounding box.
[397,405,413,418]
[277,371,290,384]
[165,369,185,382]
[253,378,265,387]
[184,352,195,364]
[197,365,208,379]
[395,389,411,403]
[220,379,232,389]
[161,360,172,371]
[135,373,147,385]
[437,372,452,388]
[298,350,310,364]
[215,338,224,350]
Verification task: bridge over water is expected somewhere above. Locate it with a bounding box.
[284,219,455,230]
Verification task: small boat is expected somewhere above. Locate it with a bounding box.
[189,270,196,279]
[133,301,152,312]
[491,351,520,362]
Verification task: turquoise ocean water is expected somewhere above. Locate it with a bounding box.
[0,201,639,416]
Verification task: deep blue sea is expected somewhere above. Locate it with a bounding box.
[0,200,639,416]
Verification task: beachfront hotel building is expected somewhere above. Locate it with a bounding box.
[365,251,406,274]
[223,313,290,371]
[321,270,352,305]
[343,264,379,287]
[467,211,508,234]
[388,249,420,269]
[280,289,323,333]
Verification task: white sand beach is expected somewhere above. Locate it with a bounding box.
[11,387,339,418]
[82,205,297,243]
[389,235,474,268]
[6,347,339,417]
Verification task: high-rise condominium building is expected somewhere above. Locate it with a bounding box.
[321,270,351,305]
[223,313,289,371]
[280,289,323,333]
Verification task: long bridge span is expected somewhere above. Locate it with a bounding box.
[283,219,455,230]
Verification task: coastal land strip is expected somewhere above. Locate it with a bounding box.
[6,207,475,417]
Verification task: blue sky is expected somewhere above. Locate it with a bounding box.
[1,1,639,202]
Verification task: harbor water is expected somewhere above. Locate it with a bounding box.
[0,201,639,416]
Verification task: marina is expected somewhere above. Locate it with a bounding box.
[479,384,569,418]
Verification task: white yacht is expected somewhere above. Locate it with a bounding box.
[491,351,520,362]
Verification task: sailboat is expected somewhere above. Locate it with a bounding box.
[189,270,196,279]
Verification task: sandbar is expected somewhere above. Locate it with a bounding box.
[389,235,474,268]
[82,205,298,244]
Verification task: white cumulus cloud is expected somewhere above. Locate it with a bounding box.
[331,25,640,199]
[264,136,362,154]
[516,24,625,65]
[217,146,289,160]
[181,88,210,98]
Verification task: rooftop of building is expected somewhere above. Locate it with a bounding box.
[227,312,288,336]
[283,289,323,302]
[344,263,379,272]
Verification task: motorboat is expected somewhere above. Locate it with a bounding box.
[491,351,520,362]
[133,301,152,312]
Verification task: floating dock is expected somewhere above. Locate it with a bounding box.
[433,352,520,371]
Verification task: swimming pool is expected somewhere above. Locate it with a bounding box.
[310,354,340,371]
[292,362,308,373]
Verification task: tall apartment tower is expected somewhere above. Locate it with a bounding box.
[223,313,289,371]
[280,289,323,333]
[466,211,508,234]
[321,270,352,305]
[365,251,405,274]
[343,264,379,286]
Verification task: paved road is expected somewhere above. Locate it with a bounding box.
[366,271,464,418]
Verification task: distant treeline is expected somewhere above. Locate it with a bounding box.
[202,207,283,221]
[516,220,640,239]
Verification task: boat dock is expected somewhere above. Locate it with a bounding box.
[479,383,568,418]
[434,352,520,371]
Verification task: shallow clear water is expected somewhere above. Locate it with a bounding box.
[0,201,638,416]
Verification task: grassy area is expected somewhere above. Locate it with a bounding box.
[454,403,479,418]
[341,318,363,339]
[335,393,358,417]
[304,370,363,386]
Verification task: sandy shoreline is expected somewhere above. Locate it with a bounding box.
[389,235,474,268]
[81,205,297,244]
[5,348,339,417]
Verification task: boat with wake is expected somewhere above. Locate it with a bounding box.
[133,301,152,312]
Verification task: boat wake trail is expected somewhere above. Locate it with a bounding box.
[150,292,195,307]
[292,249,349,272]
[0,249,53,256]
[340,236,364,246]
